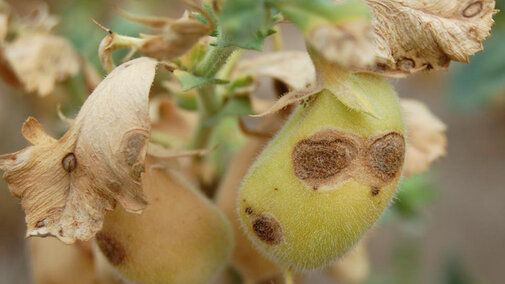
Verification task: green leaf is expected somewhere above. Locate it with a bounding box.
[217,0,269,50]
[203,96,253,127]
[448,29,505,110]
[175,93,198,111]
[173,70,229,91]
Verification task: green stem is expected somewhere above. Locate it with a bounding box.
[195,46,236,78]
[190,46,237,149]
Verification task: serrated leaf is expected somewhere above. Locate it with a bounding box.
[217,0,268,50]
[174,69,229,91]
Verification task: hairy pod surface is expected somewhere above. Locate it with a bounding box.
[217,115,286,282]
[238,75,405,270]
[96,161,233,284]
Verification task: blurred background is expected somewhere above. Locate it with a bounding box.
[1,0,504,283]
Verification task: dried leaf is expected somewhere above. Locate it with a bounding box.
[149,97,198,144]
[276,0,376,69]
[0,57,158,243]
[308,19,376,69]
[361,0,497,76]
[250,87,321,117]
[402,99,447,176]
[233,51,316,90]
[118,7,212,60]
[4,33,79,96]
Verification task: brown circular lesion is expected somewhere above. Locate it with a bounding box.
[252,213,283,246]
[462,2,483,18]
[96,232,127,266]
[366,132,405,182]
[62,152,77,173]
[397,58,415,72]
[292,132,357,182]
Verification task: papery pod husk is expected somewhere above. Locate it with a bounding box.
[95,158,233,284]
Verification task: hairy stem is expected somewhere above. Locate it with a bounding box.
[190,46,236,150]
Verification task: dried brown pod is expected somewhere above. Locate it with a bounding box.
[0,57,158,244]
[402,99,447,176]
[96,159,233,284]
[358,0,497,76]
[97,2,213,72]
[1,33,79,96]
[233,51,316,91]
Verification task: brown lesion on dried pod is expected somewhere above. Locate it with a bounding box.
[463,2,483,18]
[62,153,77,173]
[252,213,283,246]
[292,129,359,189]
[366,132,406,182]
[96,232,126,266]
[397,58,416,72]
[121,131,149,180]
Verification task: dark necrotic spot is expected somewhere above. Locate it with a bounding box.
[62,153,77,173]
[252,214,283,245]
[245,207,253,215]
[35,219,46,228]
[397,58,415,72]
[292,137,356,180]
[273,79,289,98]
[96,232,126,266]
[463,2,483,18]
[367,132,405,181]
[371,187,380,196]
[124,133,147,166]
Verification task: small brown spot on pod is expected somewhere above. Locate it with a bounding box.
[123,133,147,166]
[35,219,46,228]
[371,187,380,196]
[463,2,483,18]
[132,163,145,179]
[367,132,405,181]
[292,135,357,180]
[107,181,121,193]
[245,207,253,215]
[252,213,283,245]
[397,58,415,72]
[468,27,479,39]
[96,232,126,266]
[62,153,77,173]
